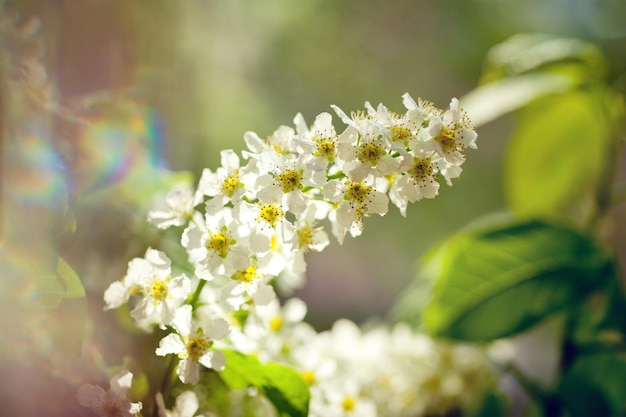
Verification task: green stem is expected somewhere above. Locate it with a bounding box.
[188,278,207,308]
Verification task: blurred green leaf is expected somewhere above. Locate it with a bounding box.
[558,354,626,417]
[480,33,606,83]
[56,257,86,299]
[34,272,65,308]
[461,72,575,127]
[220,350,310,417]
[504,89,612,216]
[420,219,613,341]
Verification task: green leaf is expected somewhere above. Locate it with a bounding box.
[220,350,310,417]
[479,33,606,83]
[504,89,612,216]
[420,218,613,341]
[460,72,576,127]
[57,257,86,299]
[558,354,626,417]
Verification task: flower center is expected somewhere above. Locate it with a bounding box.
[297,225,314,249]
[409,157,433,181]
[186,333,213,361]
[208,231,232,257]
[357,141,383,165]
[233,266,257,283]
[301,370,316,386]
[269,316,283,331]
[151,279,168,301]
[437,127,457,153]
[258,204,283,227]
[342,396,356,412]
[345,181,371,203]
[315,139,336,160]
[277,169,303,193]
[221,173,241,197]
[391,125,412,144]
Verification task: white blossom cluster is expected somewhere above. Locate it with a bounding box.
[91,94,487,417]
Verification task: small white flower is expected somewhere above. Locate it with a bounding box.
[156,390,204,417]
[104,248,191,329]
[77,370,142,417]
[156,305,229,384]
[147,185,202,229]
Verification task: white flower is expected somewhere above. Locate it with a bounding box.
[324,174,388,244]
[156,390,204,417]
[389,153,440,216]
[147,185,202,229]
[427,97,477,166]
[155,305,229,384]
[104,248,191,329]
[293,111,340,170]
[77,370,142,417]
[182,207,256,280]
[197,149,259,205]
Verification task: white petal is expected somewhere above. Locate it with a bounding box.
[155,333,185,356]
[178,358,199,385]
[110,370,133,397]
[76,384,106,408]
[103,281,129,310]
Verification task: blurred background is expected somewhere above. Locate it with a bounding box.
[1,1,625,416]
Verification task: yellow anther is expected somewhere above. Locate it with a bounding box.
[277,169,302,193]
[186,334,213,360]
[221,174,241,197]
[358,142,383,164]
[301,370,316,386]
[259,204,283,227]
[208,232,231,257]
[151,279,168,301]
[345,181,371,203]
[315,139,336,160]
[269,316,283,331]
[392,126,412,144]
[233,266,257,283]
[342,396,356,412]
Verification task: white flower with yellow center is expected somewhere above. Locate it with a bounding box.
[104,248,191,329]
[324,174,388,244]
[389,153,440,216]
[293,111,341,170]
[221,256,277,310]
[427,97,477,166]
[182,206,265,280]
[197,149,260,205]
[155,305,229,385]
[254,152,325,216]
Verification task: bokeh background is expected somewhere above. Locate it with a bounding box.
[2,1,626,416]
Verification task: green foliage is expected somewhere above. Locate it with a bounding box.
[418,218,613,341]
[504,89,612,216]
[219,350,310,417]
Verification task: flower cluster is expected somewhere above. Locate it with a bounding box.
[91,94,483,416]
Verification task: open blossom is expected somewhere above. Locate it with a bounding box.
[196,149,259,205]
[156,305,229,384]
[77,370,142,417]
[104,248,191,329]
[147,185,202,229]
[324,173,389,244]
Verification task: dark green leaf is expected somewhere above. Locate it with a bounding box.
[558,354,626,417]
[420,218,613,341]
